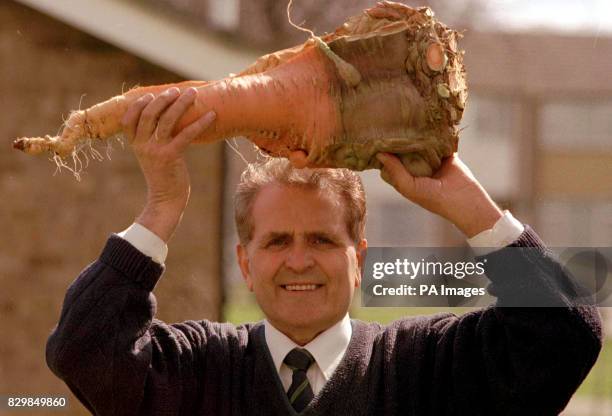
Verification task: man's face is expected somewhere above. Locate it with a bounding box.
[237,183,367,341]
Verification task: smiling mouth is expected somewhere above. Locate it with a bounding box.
[281,284,323,292]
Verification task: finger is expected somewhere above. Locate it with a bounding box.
[121,94,154,144]
[288,150,309,168]
[432,153,457,178]
[169,110,216,153]
[154,88,198,144]
[134,87,180,143]
[376,152,417,194]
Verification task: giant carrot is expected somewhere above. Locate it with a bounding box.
[13,1,467,177]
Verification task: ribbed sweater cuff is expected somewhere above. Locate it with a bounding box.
[508,224,546,249]
[478,225,560,302]
[99,234,165,291]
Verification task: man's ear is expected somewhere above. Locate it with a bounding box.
[355,238,368,288]
[236,244,254,291]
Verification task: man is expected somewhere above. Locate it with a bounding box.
[47,88,602,415]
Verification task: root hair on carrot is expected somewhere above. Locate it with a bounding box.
[56,119,65,138]
[115,135,125,150]
[225,137,249,166]
[48,132,131,181]
[256,149,273,162]
[105,141,113,160]
[286,0,317,39]
[286,0,361,87]
[78,94,87,111]
[88,142,105,162]
[51,153,82,182]
[78,148,91,170]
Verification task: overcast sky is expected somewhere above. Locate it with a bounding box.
[484,0,612,34]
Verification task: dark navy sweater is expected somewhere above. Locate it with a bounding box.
[46,226,602,415]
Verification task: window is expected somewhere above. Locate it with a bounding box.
[457,95,521,199]
[207,0,240,31]
[360,171,445,246]
[537,200,612,246]
[540,101,612,151]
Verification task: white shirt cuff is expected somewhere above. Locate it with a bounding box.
[466,210,525,256]
[116,222,168,265]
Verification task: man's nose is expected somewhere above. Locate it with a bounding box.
[284,243,315,273]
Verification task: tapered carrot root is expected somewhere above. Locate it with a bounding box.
[13,1,467,178]
[12,80,212,157]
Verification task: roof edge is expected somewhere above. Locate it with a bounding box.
[15,0,261,80]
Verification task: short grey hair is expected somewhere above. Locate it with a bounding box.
[234,158,366,246]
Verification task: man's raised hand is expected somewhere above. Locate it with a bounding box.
[121,87,216,242]
[376,152,503,238]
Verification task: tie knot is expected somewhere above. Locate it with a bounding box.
[283,348,315,372]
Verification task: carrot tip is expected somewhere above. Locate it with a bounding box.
[13,138,25,151]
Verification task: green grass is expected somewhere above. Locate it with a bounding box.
[224,299,264,323]
[576,338,612,399]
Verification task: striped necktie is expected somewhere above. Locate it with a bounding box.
[283,348,315,413]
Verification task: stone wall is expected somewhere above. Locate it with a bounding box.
[0,2,224,414]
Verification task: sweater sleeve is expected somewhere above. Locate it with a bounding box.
[45,235,240,416]
[403,226,603,415]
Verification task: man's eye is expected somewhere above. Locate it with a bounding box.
[266,238,287,247]
[313,236,333,245]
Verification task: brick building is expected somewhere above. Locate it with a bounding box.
[1,2,230,414]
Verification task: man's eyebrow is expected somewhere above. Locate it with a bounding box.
[260,231,338,240]
[305,231,339,240]
[261,231,293,240]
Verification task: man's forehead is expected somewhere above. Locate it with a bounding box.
[260,229,339,238]
[253,182,341,208]
[250,183,346,234]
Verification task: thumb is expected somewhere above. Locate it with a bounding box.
[376,153,417,195]
[288,150,309,168]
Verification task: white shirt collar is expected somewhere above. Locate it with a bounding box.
[264,313,352,380]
